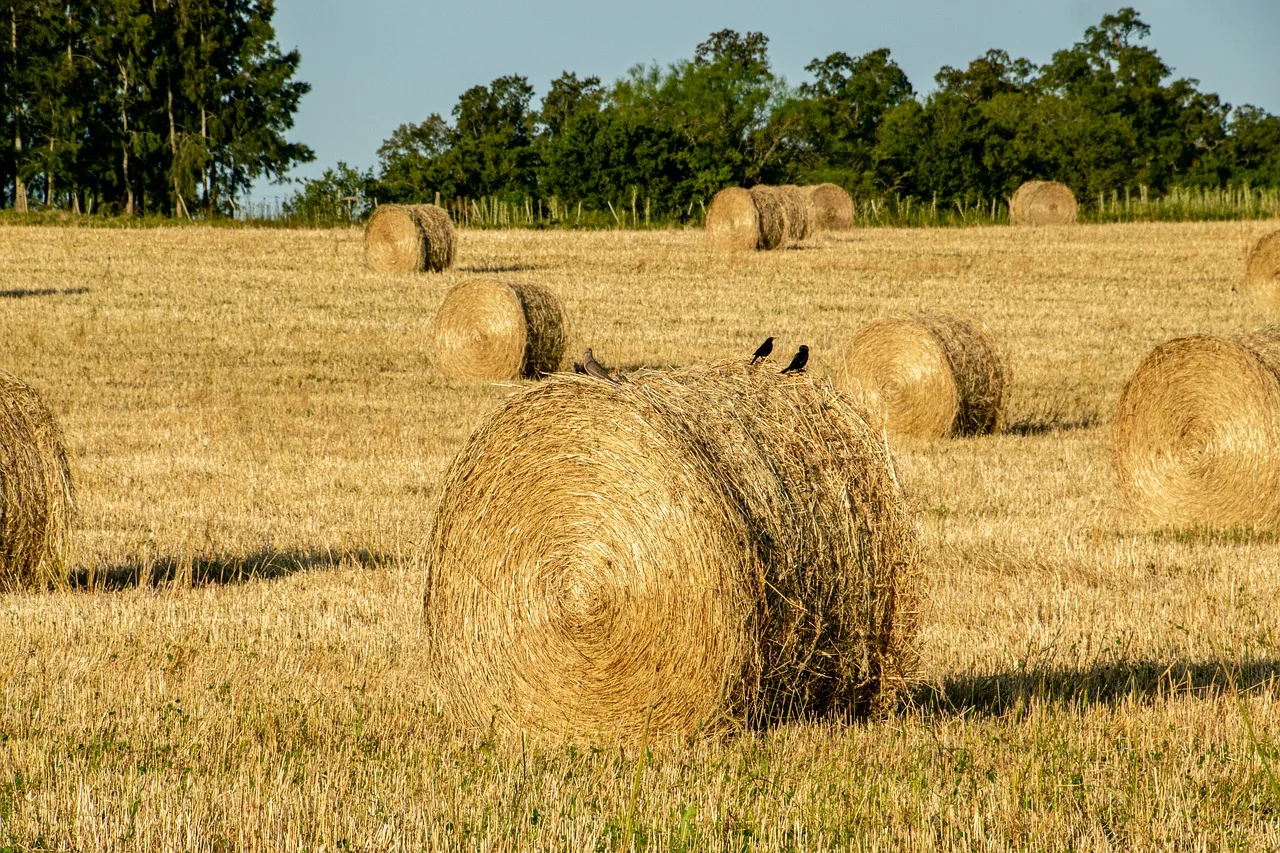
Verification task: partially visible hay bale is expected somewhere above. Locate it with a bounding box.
[1243,229,1280,309]
[365,203,456,273]
[1009,181,1078,226]
[1113,328,1280,527]
[0,372,74,590]
[837,314,1008,438]
[748,185,789,250]
[705,187,761,251]
[424,362,918,737]
[806,183,855,232]
[434,278,571,380]
[777,185,811,242]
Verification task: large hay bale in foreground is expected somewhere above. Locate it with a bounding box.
[1009,181,1078,226]
[434,278,571,380]
[424,363,918,737]
[1113,328,1280,527]
[806,183,855,232]
[705,187,762,251]
[365,203,456,273]
[777,185,811,242]
[747,185,789,250]
[837,314,1008,438]
[0,372,74,590]
[1242,230,1280,309]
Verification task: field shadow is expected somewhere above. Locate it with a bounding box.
[0,286,90,299]
[914,655,1280,719]
[456,263,538,274]
[1003,413,1100,436]
[70,547,384,590]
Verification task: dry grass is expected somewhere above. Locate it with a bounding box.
[1,219,1280,849]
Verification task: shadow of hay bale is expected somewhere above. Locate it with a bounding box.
[70,547,385,590]
[0,286,91,299]
[456,263,539,274]
[1003,412,1101,436]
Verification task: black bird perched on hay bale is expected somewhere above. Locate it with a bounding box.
[582,348,619,384]
[780,345,809,375]
[750,337,774,365]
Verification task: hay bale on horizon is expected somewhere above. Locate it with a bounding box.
[433,278,571,381]
[748,185,789,250]
[1,372,74,590]
[365,203,456,273]
[705,187,762,251]
[777,185,811,242]
[1009,181,1078,226]
[806,183,855,232]
[837,314,1008,438]
[1113,328,1280,527]
[1242,230,1280,309]
[424,362,919,737]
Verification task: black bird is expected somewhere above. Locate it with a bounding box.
[779,345,809,375]
[582,348,619,383]
[750,336,774,365]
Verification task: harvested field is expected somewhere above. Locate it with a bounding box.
[1,219,1280,849]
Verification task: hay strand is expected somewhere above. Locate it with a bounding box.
[0,371,74,590]
[806,183,855,232]
[364,203,456,273]
[705,187,761,251]
[748,185,789,250]
[433,278,572,380]
[837,314,1008,438]
[1113,328,1280,527]
[1009,181,1078,226]
[424,362,918,737]
[1243,229,1280,309]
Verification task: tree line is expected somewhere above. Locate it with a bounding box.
[295,7,1280,224]
[2,0,311,216]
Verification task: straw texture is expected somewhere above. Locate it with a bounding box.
[424,361,919,737]
[705,187,762,251]
[433,278,571,380]
[0,371,74,590]
[1113,328,1280,527]
[364,203,456,273]
[837,314,1008,438]
[777,185,811,242]
[806,183,855,231]
[1009,181,1078,226]
[1243,230,1280,309]
[748,185,789,250]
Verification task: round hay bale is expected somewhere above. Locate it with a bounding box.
[0,372,74,590]
[1009,180,1078,226]
[364,203,456,273]
[1113,328,1280,527]
[806,183,855,232]
[747,185,789,250]
[705,187,761,251]
[777,185,811,242]
[424,362,918,736]
[433,278,571,380]
[1242,229,1280,309]
[837,314,1008,438]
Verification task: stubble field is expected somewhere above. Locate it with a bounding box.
[2,220,1280,850]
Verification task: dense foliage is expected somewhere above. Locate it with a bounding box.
[305,8,1278,224]
[1,0,312,216]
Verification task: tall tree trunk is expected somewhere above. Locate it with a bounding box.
[168,83,187,218]
[46,138,53,207]
[118,59,133,216]
[12,11,27,212]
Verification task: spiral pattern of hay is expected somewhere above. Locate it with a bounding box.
[777,185,811,242]
[1113,328,1280,527]
[424,362,919,737]
[433,278,572,380]
[1,371,74,590]
[837,314,1008,438]
[364,203,456,273]
[806,183,855,232]
[1009,181,1078,226]
[705,187,762,251]
[747,185,789,251]
[1242,230,1280,310]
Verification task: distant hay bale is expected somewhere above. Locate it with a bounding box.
[1009,181,1078,226]
[806,183,855,232]
[777,185,811,242]
[1113,328,1280,527]
[1242,230,1280,309]
[433,278,571,380]
[424,362,918,737]
[365,203,456,273]
[0,372,74,590]
[748,185,789,250]
[705,187,762,251]
[837,314,1008,438]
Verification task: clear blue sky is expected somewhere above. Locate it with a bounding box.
[253,0,1280,198]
